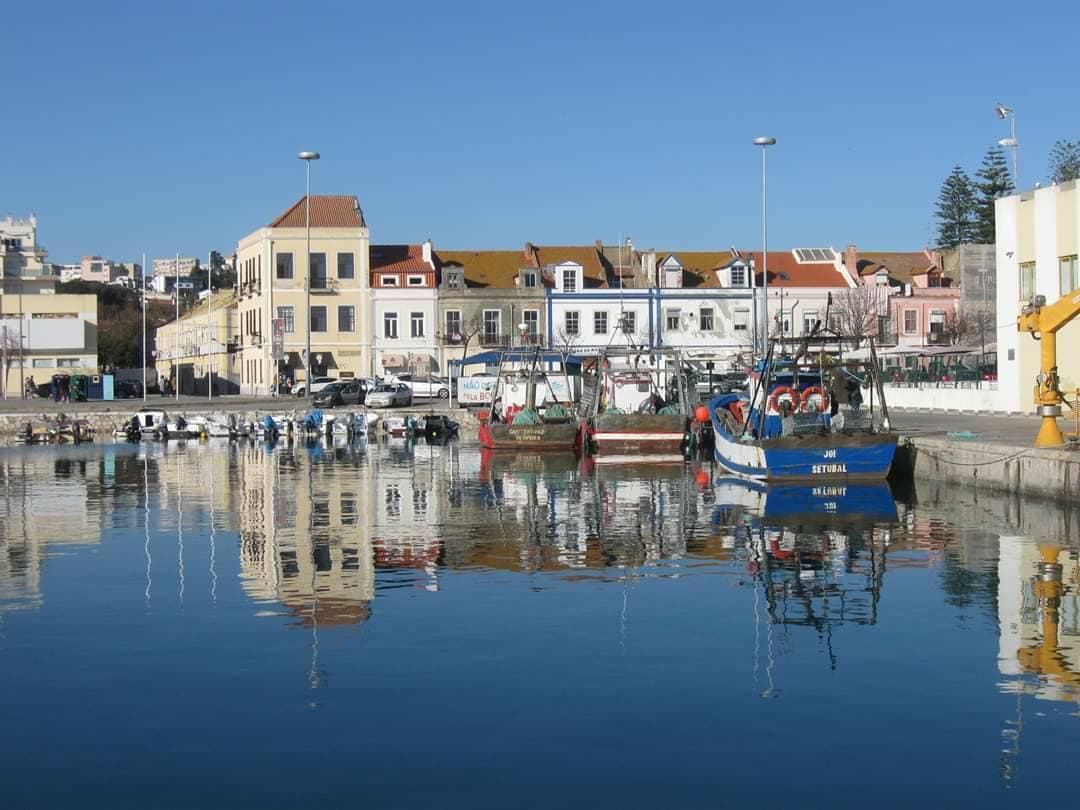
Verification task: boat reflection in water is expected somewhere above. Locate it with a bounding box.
[712,476,897,684]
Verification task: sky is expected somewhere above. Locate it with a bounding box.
[5,0,1079,265]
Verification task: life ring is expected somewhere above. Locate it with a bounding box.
[800,386,829,413]
[766,386,798,413]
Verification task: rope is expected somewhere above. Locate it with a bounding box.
[907,440,1054,467]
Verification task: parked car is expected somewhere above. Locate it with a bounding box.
[115,380,143,399]
[293,376,338,397]
[313,380,365,408]
[366,383,412,408]
[394,373,451,399]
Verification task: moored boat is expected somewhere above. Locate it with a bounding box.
[478,349,581,451]
[580,347,692,458]
[709,336,897,481]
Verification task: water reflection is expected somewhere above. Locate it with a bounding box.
[3,440,1080,799]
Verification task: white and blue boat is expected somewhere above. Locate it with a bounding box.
[708,337,898,481]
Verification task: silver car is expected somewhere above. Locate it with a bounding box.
[365,383,412,408]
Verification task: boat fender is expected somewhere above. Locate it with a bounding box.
[766,386,798,414]
[799,386,829,413]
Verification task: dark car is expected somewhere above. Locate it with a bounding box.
[313,380,365,408]
[115,380,143,398]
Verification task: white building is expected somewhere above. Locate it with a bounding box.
[370,242,439,375]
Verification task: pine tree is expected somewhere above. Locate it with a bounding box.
[974,147,1014,243]
[935,166,978,248]
[1049,139,1080,184]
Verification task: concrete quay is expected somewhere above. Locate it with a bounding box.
[0,395,476,439]
[890,409,1080,502]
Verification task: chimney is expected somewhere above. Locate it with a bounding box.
[523,242,539,267]
[846,245,858,282]
[422,239,433,269]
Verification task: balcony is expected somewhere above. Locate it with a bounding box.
[309,277,338,293]
[479,333,511,347]
[439,332,464,345]
[519,332,545,346]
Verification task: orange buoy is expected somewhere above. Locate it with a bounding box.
[695,470,710,486]
[694,405,710,423]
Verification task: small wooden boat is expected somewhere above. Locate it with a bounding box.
[477,349,581,451]
[581,348,691,457]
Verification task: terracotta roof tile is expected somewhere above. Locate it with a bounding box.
[369,244,430,274]
[658,251,736,288]
[742,251,850,288]
[434,249,532,288]
[269,195,366,228]
[856,252,941,284]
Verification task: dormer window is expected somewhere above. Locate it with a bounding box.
[664,268,682,288]
[445,270,462,289]
[407,275,425,287]
[562,269,577,292]
[521,270,538,288]
[874,269,889,286]
[380,275,398,287]
[730,263,748,288]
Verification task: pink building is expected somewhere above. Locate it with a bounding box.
[845,246,961,347]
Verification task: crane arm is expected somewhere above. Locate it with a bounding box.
[1016,291,1080,446]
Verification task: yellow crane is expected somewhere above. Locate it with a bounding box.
[1017,291,1080,447]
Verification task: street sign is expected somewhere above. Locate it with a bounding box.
[271,318,285,360]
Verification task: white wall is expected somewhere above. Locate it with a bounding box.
[372,289,438,371]
[995,195,1022,412]
[883,383,1007,412]
[549,294,653,351]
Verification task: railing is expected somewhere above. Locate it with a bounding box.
[479,333,511,347]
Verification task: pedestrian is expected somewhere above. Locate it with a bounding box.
[828,366,848,416]
[49,376,58,402]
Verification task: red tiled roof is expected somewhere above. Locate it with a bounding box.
[532,245,607,288]
[658,251,735,288]
[856,252,938,284]
[370,244,430,274]
[747,251,850,288]
[269,195,366,228]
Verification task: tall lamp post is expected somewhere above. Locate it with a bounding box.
[298,150,320,399]
[753,137,776,357]
[995,104,1018,188]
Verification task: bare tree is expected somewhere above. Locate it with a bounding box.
[445,313,483,408]
[940,309,979,345]
[830,285,889,348]
[1,326,21,399]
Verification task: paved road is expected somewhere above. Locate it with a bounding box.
[889,409,1048,448]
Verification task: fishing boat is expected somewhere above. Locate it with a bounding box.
[580,347,692,459]
[478,349,581,451]
[708,336,897,480]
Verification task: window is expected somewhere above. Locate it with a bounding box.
[384,312,398,339]
[875,270,889,286]
[276,305,295,334]
[445,271,462,289]
[310,253,327,289]
[276,252,293,280]
[407,275,425,287]
[380,275,398,287]
[562,269,577,292]
[32,358,57,368]
[593,311,608,335]
[734,309,749,331]
[338,305,355,332]
[730,265,747,287]
[57,358,80,368]
[411,312,425,338]
[483,310,501,340]
[666,308,681,331]
[445,310,462,340]
[1060,255,1078,296]
[1019,262,1036,300]
[621,311,636,335]
[802,310,818,335]
[564,311,580,336]
[700,308,714,331]
[522,270,538,288]
[665,269,682,288]
[310,306,327,333]
[903,309,918,334]
[523,310,539,338]
[337,253,354,279]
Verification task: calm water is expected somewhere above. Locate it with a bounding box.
[2,440,1079,809]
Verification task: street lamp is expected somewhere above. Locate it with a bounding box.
[753,136,776,357]
[299,151,320,399]
[995,104,1018,188]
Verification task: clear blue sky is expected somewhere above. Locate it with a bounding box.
[6,0,1079,265]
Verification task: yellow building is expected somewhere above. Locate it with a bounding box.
[1,291,98,397]
[995,180,1080,412]
[154,290,239,395]
[234,196,370,395]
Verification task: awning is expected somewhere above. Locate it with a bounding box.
[452,350,583,367]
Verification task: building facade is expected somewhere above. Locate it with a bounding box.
[995,180,1080,413]
[233,195,370,395]
[370,243,439,376]
[153,290,239,395]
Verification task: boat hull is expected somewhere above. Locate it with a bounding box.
[586,413,687,455]
[712,428,897,481]
[479,420,580,451]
